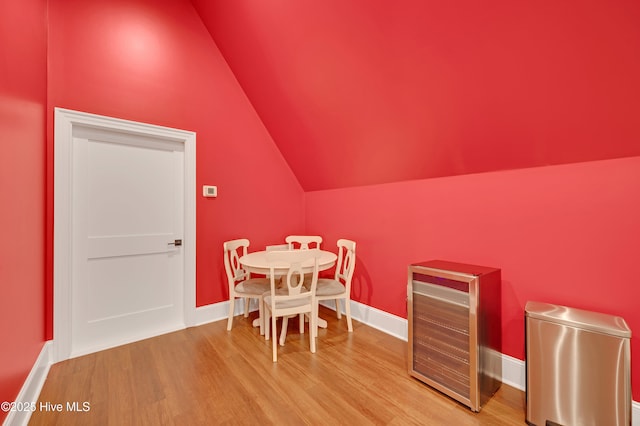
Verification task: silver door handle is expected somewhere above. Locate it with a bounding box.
[168,239,182,247]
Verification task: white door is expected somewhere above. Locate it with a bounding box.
[70,127,185,356]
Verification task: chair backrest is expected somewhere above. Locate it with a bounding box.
[223,239,250,288]
[285,235,323,250]
[266,249,320,301]
[334,239,356,290]
[265,243,289,252]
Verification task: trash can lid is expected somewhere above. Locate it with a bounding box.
[525,301,631,338]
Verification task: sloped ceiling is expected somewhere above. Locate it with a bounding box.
[192,0,640,191]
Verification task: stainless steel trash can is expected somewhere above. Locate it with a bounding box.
[525,301,631,426]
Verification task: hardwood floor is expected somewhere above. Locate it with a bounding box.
[30,306,526,425]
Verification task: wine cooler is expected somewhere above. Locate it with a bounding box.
[407,260,502,412]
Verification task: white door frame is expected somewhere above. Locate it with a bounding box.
[53,108,196,362]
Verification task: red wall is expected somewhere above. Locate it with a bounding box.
[305,156,640,399]
[45,0,305,338]
[0,0,47,420]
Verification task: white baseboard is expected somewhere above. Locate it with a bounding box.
[3,342,53,426]
[634,401,640,426]
[320,299,409,340]
[500,353,526,391]
[194,298,260,326]
[194,301,232,326]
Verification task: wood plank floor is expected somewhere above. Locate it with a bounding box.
[30,306,526,425]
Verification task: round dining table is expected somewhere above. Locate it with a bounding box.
[239,249,337,276]
[239,249,337,332]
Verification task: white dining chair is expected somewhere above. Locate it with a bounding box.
[285,235,322,250]
[223,239,270,333]
[315,239,356,333]
[262,249,320,362]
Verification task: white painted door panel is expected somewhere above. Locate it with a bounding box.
[71,133,184,356]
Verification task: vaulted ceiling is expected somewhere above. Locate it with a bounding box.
[192,0,640,191]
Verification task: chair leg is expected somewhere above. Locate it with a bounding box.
[335,299,342,319]
[258,297,264,336]
[315,303,319,340]
[227,297,235,331]
[311,304,318,338]
[310,305,316,353]
[272,314,278,362]
[299,313,305,334]
[264,307,270,340]
[243,298,250,318]
[280,316,289,346]
[345,299,353,332]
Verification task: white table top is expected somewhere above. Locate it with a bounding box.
[239,249,337,275]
